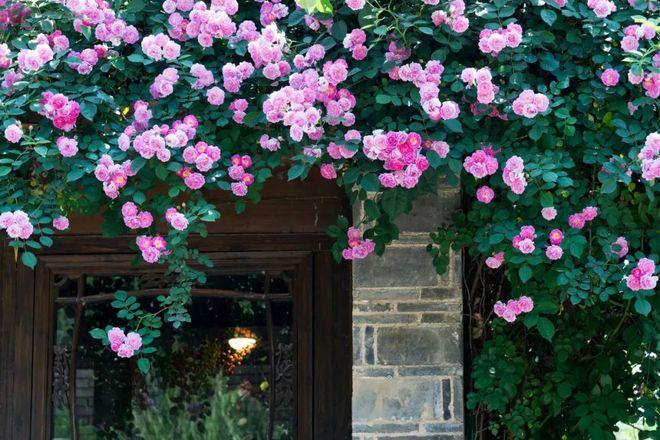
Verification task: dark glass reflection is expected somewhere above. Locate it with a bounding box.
[51,273,294,440]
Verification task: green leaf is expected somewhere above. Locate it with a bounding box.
[540,9,557,26]
[21,251,37,269]
[634,298,651,316]
[519,265,533,283]
[381,188,409,218]
[80,102,97,121]
[537,317,555,341]
[137,358,151,374]
[360,174,380,192]
[287,164,306,181]
[89,328,107,339]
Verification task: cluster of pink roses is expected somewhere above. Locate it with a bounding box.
[165,0,237,47]
[626,258,657,292]
[127,114,198,162]
[38,92,81,132]
[177,166,206,190]
[463,147,499,178]
[0,210,33,240]
[68,44,109,75]
[121,202,153,230]
[94,154,136,199]
[259,134,281,151]
[342,227,375,260]
[587,0,617,18]
[141,33,181,61]
[107,327,142,358]
[3,121,22,143]
[262,71,323,141]
[221,62,254,92]
[493,296,534,322]
[461,67,497,105]
[228,154,254,197]
[183,141,222,172]
[17,38,53,72]
[512,89,550,118]
[621,23,656,53]
[545,229,564,261]
[568,206,598,230]
[63,0,139,45]
[343,29,367,61]
[248,23,287,70]
[190,63,214,89]
[430,0,469,34]
[229,98,248,123]
[293,44,325,69]
[502,155,527,194]
[258,0,289,26]
[303,13,333,33]
[512,225,536,254]
[0,1,29,30]
[150,67,179,99]
[363,131,430,189]
[165,207,189,230]
[136,235,168,263]
[390,60,460,121]
[478,22,523,56]
[638,132,659,181]
[56,136,79,157]
[320,85,357,127]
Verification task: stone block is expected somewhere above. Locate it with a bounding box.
[353,378,440,422]
[355,288,419,300]
[376,327,461,365]
[353,247,439,288]
[354,326,363,365]
[394,190,460,233]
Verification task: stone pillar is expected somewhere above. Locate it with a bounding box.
[352,187,463,439]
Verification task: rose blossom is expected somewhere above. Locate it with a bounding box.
[476,186,495,203]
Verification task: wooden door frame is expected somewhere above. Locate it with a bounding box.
[0,233,352,439]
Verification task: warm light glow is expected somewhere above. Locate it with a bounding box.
[228,337,257,352]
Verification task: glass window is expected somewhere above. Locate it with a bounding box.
[51,272,295,439]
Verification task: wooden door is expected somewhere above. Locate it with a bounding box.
[1,177,352,439]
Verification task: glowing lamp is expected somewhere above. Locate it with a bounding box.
[228,337,257,352]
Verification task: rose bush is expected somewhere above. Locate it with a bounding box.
[0,0,658,437]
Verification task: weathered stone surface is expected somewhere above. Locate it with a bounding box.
[353,247,439,288]
[420,288,461,301]
[365,326,374,364]
[376,327,461,365]
[353,314,418,324]
[353,378,441,422]
[354,288,420,300]
[394,190,460,233]
[353,423,419,433]
[354,326,362,365]
[351,187,463,437]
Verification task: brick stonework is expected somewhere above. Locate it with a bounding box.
[352,188,463,439]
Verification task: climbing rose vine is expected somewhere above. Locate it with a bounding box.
[0,0,658,437]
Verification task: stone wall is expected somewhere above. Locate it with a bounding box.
[352,187,464,439]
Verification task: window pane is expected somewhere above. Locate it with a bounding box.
[51,273,295,439]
